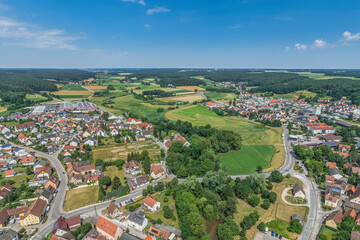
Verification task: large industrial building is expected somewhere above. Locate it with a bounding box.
[31,101,97,114]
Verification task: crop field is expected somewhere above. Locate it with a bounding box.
[234,177,308,239]
[217,145,276,174]
[93,140,161,162]
[59,84,87,91]
[176,86,205,91]
[56,95,90,99]
[83,86,107,90]
[295,71,360,80]
[51,90,92,95]
[159,93,204,102]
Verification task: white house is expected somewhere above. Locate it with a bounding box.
[84,137,96,146]
[127,211,148,231]
[143,196,161,212]
[292,184,306,199]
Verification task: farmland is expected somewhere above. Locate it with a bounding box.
[203,91,237,101]
[176,86,205,91]
[159,92,204,102]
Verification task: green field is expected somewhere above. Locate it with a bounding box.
[217,145,276,174]
[174,105,219,118]
[57,95,90,99]
[203,91,237,101]
[26,94,47,102]
[296,71,360,80]
[1,121,18,126]
[59,84,87,91]
[319,226,337,239]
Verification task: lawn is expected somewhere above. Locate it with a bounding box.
[0,167,35,187]
[319,226,337,239]
[217,145,276,174]
[26,94,47,102]
[93,140,161,162]
[145,193,179,228]
[64,186,99,211]
[173,105,219,118]
[1,121,19,126]
[234,177,309,240]
[104,166,126,185]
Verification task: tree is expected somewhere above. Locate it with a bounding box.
[248,195,260,207]
[256,166,263,173]
[147,185,154,194]
[95,159,104,166]
[112,176,121,191]
[142,189,148,196]
[269,192,277,203]
[269,170,283,183]
[26,166,32,175]
[261,199,270,209]
[203,204,218,220]
[257,222,265,232]
[288,219,303,234]
[102,112,110,121]
[217,224,234,240]
[154,182,164,192]
[99,176,111,187]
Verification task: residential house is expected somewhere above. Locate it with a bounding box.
[96,216,123,240]
[20,198,47,226]
[35,165,52,178]
[149,224,182,240]
[150,165,165,179]
[143,196,161,212]
[46,175,60,190]
[0,228,19,240]
[132,175,149,188]
[292,184,306,199]
[21,156,36,165]
[39,189,53,204]
[127,210,148,231]
[83,229,106,240]
[33,160,47,172]
[328,168,343,180]
[325,210,344,229]
[124,160,142,175]
[4,170,16,178]
[108,201,122,219]
[84,137,96,146]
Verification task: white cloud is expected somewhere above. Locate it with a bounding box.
[146,6,171,15]
[121,0,146,6]
[294,43,307,50]
[343,31,360,41]
[285,46,290,52]
[312,39,327,48]
[228,24,242,29]
[144,24,151,29]
[0,17,81,50]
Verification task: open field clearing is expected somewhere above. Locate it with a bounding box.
[83,86,107,90]
[51,90,92,95]
[296,71,360,80]
[176,86,205,91]
[234,177,308,239]
[93,140,161,162]
[217,145,276,174]
[104,166,126,185]
[59,84,87,91]
[203,91,237,101]
[166,105,285,173]
[26,94,47,102]
[0,106,7,112]
[64,186,99,211]
[159,93,204,102]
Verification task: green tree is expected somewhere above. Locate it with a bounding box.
[269,170,283,183]
[288,219,303,234]
[203,204,218,220]
[99,176,111,187]
[269,192,277,203]
[261,199,270,209]
[248,195,260,207]
[112,176,121,191]
[257,222,265,232]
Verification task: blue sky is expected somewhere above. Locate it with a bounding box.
[0,0,360,68]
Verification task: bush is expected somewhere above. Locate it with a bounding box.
[258,222,265,232]
[248,195,260,207]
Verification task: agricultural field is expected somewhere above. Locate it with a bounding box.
[217,145,276,174]
[83,86,107,91]
[90,94,168,119]
[166,105,285,173]
[93,140,161,162]
[176,86,205,91]
[64,186,99,211]
[234,177,309,239]
[203,91,237,101]
[159,93,204,103]
[295,71,360,80]
[59,84,88,91]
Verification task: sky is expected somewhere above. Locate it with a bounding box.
[0,0,360,68]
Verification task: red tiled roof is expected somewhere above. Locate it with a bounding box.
[143,196,159,208]
[96,216,118,238]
